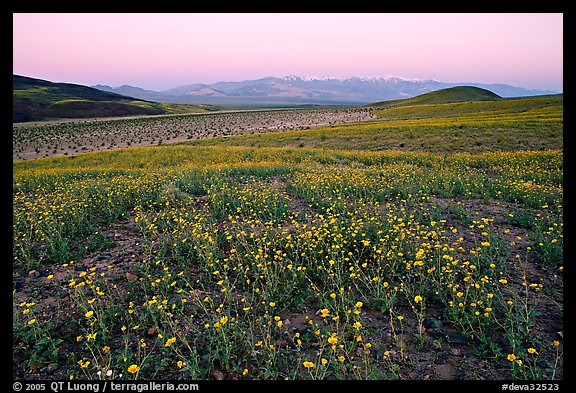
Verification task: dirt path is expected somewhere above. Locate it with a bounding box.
[13,107,377,161]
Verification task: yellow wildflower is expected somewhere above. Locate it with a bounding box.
[127,364,139,374]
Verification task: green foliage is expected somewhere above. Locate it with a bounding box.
[13,75,214,122]
[183,95,562,153]
[366,86,502,108]
[12,94,563,380]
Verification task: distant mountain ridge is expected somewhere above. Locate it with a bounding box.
[93,75,558,106]
[13,75,217,122]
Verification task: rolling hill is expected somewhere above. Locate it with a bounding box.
[365,86,503,109]
[367,87,562,123]
[182,87,562,152]
[13,75,218,122]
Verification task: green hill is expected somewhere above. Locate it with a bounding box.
[13,75,216,122]
[183,92,562,153]
[366,86,502,109]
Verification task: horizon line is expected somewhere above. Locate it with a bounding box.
[13,72,562,94]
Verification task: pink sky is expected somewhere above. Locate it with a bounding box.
[13,13,563,92]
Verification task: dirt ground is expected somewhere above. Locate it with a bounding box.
[13,195,563,381]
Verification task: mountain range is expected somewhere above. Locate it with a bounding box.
[13,74,217,122]
[93,75,558,106]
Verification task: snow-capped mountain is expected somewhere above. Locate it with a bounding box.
[93,75,558,106]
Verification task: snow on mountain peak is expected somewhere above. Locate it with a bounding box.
[301,76,342,82]
[281,75,341,82]
[281,75,303,81]
[279,75,438,84]
[356,76,436,83]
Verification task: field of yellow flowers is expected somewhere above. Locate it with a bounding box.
[13,145,562,381]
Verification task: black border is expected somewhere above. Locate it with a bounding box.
[8,6,570,391]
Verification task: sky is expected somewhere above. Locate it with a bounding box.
[13,13,563,92]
